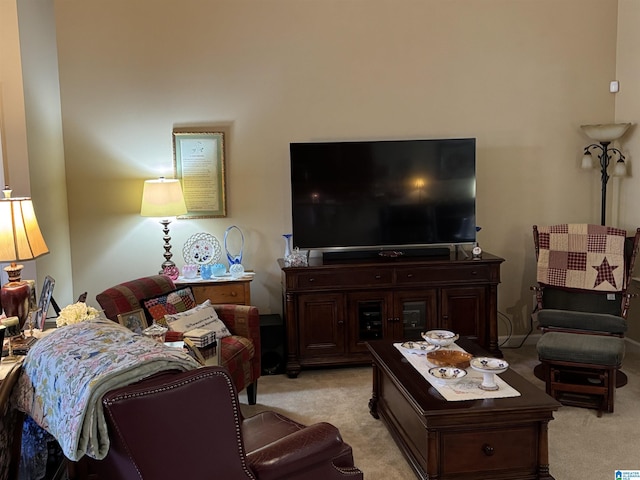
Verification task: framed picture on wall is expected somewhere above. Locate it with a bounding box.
[173,130,227,218]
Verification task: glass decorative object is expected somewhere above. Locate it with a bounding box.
[142,322,168,343]
[162,265,180,280]
[283,234,293,258]
[200,264,213,279]
[285,247,309,267]
[182,264,198,279]
[212,263,227,277]
[224,225,244,266]
[229,263,245,278]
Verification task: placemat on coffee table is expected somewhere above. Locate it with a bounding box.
[394,342,521,401]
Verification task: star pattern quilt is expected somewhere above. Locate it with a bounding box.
[536,224,627,292]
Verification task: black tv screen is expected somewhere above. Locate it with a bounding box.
[289,138,476,251]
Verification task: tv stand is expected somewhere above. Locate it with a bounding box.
[322,247,450,263]
[280,252,504,377]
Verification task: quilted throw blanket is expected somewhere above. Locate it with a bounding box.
[536,224,627,292]
[14,318,199,461]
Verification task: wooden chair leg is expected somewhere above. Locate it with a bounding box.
[540,360,617,415]
[246,381,258,405]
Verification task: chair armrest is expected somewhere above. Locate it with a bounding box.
[538,309,627,335]
[213,305,259,338]
[246,422,346,480]
[214,304,261,357]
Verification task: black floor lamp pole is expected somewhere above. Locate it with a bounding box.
[597,141,611,226]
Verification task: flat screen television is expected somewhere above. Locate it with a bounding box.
[290,138,476,256]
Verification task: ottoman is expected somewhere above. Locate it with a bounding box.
[537,331,625,416]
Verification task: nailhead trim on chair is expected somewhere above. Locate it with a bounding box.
[104,368,256,479]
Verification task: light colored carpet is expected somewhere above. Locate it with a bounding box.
[240,341,640,480]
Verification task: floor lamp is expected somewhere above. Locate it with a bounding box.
[140,177,188,274]
[580,123,632,226]
[0,188,49,330]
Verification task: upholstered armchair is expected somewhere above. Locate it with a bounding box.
[96,275,261,404]
[89,366,363,480]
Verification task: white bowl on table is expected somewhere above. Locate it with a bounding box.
[421,330,459,347]
[470,357,509,391]
[428,366,468,386]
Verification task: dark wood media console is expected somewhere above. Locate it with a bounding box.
[280,250,504,378]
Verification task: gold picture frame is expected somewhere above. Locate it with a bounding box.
[117,309,149,334]
[173,130,226,218]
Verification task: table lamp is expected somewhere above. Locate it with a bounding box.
[0,188,49,329]
[140,177,188,274]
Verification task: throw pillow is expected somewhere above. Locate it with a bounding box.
[141,287,197,324]
[164,302,231,340]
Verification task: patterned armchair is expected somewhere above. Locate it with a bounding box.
[96,275,261,404]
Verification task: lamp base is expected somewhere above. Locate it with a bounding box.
[159,218,177,274]
[1,280,31,329]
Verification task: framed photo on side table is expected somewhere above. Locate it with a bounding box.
[173,130,226,218]
[33,276,55,330]
[117,309,148,335]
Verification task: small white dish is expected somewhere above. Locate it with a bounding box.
[470,357,509,391]
[400,341,440,355]
[428,366,467,386]
[421,330,459,347]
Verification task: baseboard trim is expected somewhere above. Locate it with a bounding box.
[625,336,640,347]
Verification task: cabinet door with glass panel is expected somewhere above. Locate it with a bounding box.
[392,290,438,341]
[346,291,394,353]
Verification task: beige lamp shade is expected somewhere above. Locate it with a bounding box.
[580,123,632,142]
[140,178,187,217]
[0,197,49,263]
[0,195,49,328]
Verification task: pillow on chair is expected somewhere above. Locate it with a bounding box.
[165,300,231,340]
[141,287,197,325]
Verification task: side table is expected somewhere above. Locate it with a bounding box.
[175,274,253,306]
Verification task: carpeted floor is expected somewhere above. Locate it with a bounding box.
[240,341,640,480]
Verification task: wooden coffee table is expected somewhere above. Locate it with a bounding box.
[367,339,561,480]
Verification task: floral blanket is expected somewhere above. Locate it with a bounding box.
[13,318,199,461]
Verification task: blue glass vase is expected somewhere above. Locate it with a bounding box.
[283,234,293,258]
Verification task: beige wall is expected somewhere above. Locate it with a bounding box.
[10,0,640,341]
[0,0,29,193]
[0,0,54,293]
[52,0,622,340]
[616,0,640,340]
[16,0,74,307]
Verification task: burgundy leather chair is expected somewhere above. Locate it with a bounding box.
[96,275,261,404]
[90,366,363,480]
